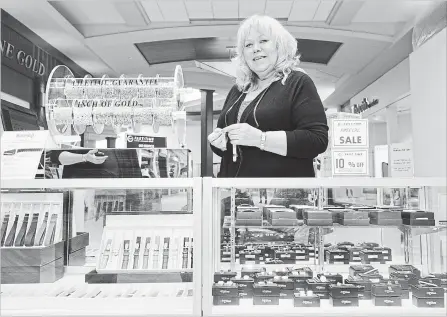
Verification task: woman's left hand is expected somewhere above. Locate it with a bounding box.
[223,123,262,147]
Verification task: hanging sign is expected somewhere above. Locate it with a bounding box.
[126,133,167,149]
[332,149,369,176]
[331,119,369,148]
[390,143,414,177]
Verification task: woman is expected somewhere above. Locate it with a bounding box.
[208,15,328,177]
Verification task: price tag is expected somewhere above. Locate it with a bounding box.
[332,119,368,148]
[332,150,369,176]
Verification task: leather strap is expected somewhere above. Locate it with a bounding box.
[133,237,141,269]
[24,213,39,246]
[152,236,160,269]
[0,214,10,246]
[162,237,170,269]
[34,212,49,246]
[99,239,112,269]
[121,240,130,269]
[14,214,29,246]
[142,237,151,269]
[43,214,58,246]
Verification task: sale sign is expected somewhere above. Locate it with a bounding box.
[331,119,369,148]
[332,149,369,176]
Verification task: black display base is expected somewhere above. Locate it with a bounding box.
[85,269,193,284]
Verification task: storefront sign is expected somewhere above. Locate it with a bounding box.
[353,98,379,114]
[1,130,49,179]
[126,133,167,149]
[1,40,45,76]
[332,119,369,148]
[332,149,369,176]
[390,143,413,177]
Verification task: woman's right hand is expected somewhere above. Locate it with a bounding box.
[208,128,227,151]
[84,149,108,164]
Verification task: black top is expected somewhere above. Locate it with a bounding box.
[49,149,142,179]
[211,71,328,178]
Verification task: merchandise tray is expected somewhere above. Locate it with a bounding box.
[85,269,193,284]
[211,297,447,317]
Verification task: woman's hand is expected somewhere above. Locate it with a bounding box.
[208,128,227,151]
[84,149,108,164]
[223,123,262,147]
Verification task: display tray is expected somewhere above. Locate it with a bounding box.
[211,297,447,316]
[85,269,193,284]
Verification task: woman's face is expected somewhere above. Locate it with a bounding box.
[243,29,278,79]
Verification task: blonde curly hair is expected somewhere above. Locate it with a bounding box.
[232,15,303,92]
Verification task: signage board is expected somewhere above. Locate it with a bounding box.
[331,119,369,148]
[126,133,167,149]
[332,149,369,176]
[390,143,414,177]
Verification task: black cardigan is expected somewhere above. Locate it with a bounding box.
[211,70,328,178]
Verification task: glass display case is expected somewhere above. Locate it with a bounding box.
[0,178,202,317]
[202,177,446,317]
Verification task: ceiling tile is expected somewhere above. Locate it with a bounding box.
[140,0,165,22]
[313,0,336,21]
[185,1,214,19]
[265,0,293,18]
[51,1,125,25]
[157,0,190,22]
[115,2,148,26]
[239,0,266,18]
[212,0,238,19]
[288,0,319,21]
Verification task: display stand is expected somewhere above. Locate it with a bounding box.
[202,177,446,317]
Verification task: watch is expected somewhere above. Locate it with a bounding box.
[121,240,130,270]
[260,132,266,151]
[133,236,141,269]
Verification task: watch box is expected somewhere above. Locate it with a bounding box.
[412,296,445,308]
[306,278,330,293]
[214,271,237,283]
[213,297,240,306]
[337,210,370,226]
[293,293,321,307]
[303,210,333,226]
[253,282,280,297]
[273,277,294,290]
[401,210,435,226]
[349,264,375,277]
[241,267,262,279]
[317,273,343,284]
[212,283,239,297]
[329,284,360,298]
[239,250,263,264]
[339,246,363,262]
[262,205,286,220]
[278,288,294,299]
[359,249,386,264]
[372,296,402,306]
[373,247,392,261]
[371,283,402,297]
[345,276,372,292]
[231,277,255,291]
[369,211,403,226]
[253,296,280,305]
[254,271,275,283]
[289,205,317,220]
[330,296,359,307]
[389,265,421,278]
[326,249,350,264]
[411,284,444,298]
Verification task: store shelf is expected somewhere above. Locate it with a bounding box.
[1,178,196,190]
[211,177,446,189]
[1,272,194,316]
[211,297,447,317]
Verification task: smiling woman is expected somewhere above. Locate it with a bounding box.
[208,15,329,178]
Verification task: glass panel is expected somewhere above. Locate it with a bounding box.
[1,186,196,316]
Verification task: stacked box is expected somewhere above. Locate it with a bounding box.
[213,282,239,305]
[372,283,403,307]
[303,210,333,226]
[345,277,372,300]
[239,249,263,264]
[288,267,313,291]
[266,208,299,226]
[428,272,447,292]
[306,278,331,299]
[412,283,445,308]
[369,210,403,226]
[401,210,435,226]
[235,205,262,226]
[359,249,386,264]
[294,293,321,307]
[339,245,363,262]
[326,249,350,264]
[329,284,360,307]
[289,205,317,220]
[253,282,280,305]
[231,276,255,298]
[336,210,370,226]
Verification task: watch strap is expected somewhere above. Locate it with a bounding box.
[14,214,29,246]
[35,212,49,246]
[260,132,266,151]
[99,239,112,269]
[121,240,130,269]
[43,214,58,246]
[1,214,10,246]
[24,213,39,246]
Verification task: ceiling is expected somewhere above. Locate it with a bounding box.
[1,0,441,115]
